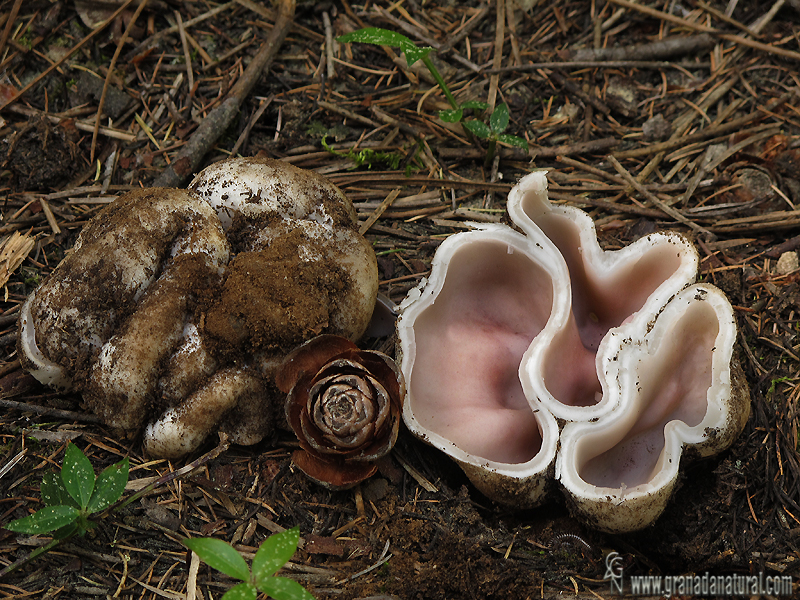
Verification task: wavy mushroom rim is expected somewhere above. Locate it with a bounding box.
[555,283,748,509]
[397,170,748,521]
[398,222,568,477]
[18,294,73,390]
[508,170,701,422]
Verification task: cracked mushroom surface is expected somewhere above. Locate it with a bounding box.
[18,157,379,458]
[397,171,750,531]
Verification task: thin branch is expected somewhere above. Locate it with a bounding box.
[0,0,23,60]
[613,90,796,160]
[607,156,716,240]
[608,0,800,62]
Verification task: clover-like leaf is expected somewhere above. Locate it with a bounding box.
[497,134,529,151]
[5,505,79,535]
[260,576,316,600]
[183,537,251,582]
[86,457,129,514]
[489,102,511,133]
[337,27,432,66]
[253,527,301,583]
[463,120,492,138]
[61,443,95,510]
[40,472,78,508]
[438,108,463,123]
[221,582,258,600]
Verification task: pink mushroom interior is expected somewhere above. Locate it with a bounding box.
[578,299,718,488]
[535,212,688,407]
[410,240,553,464]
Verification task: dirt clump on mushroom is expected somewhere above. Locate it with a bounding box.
[203,227,350,360]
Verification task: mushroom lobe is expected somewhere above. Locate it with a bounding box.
[19,187,228,431]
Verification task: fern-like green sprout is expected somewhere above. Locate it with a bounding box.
[337,26,529,163]
[3,443,129,575]
[6,443,129,539]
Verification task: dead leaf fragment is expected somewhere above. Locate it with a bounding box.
[0,231,35,289]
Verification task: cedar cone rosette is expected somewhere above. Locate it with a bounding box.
[277,335,404,489]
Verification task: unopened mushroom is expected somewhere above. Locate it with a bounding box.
[18,157,379,458]
[397,171,749,531]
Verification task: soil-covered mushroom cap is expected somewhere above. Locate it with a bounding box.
[18,159,380,459]
[190,157,378,346]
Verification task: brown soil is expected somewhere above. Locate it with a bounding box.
[204,232,349,357]
[1,1,800,599]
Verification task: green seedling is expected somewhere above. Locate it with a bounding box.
[767,375,792,398]
[463,101,529,167]
[462,102,528,149]
[337,27,463,119]
[321,135,403,170]
[6,443,129,539]
[2,437,230,578]
[183,528,315,600]
[337,27,528,160]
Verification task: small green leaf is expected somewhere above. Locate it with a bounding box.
[497,134,529,151]
[463,120,492,138]
[253,527,300,583]
[460,100,489,111]
[336,27,432,66]
[87,457,129,513]
[438,108,463,123]
[489,103,510,133]
[5,505,79,535]
[337,27,413,48]
[221,582,258,600]
[62,443,95,509]
[183,538,251,582]
[260,576,316,600]
[401,44,433,66]
[41,473,78,508]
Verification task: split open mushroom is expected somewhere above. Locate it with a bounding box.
[397,171,750,532]
[18,157,379,458]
